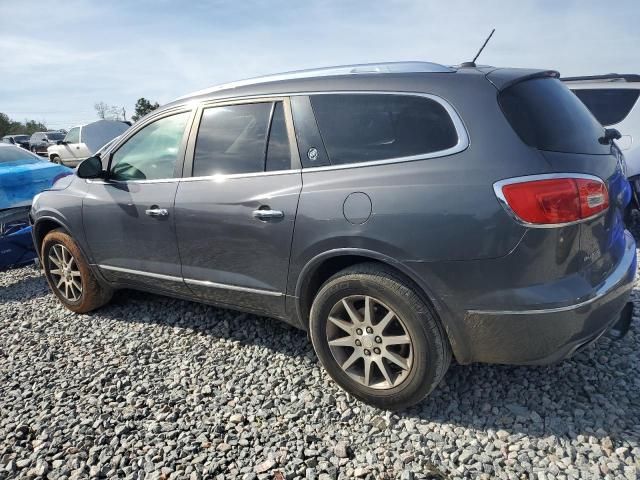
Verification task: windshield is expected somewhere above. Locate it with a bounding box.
[47,132,65,140]
[499,78,609,155]
[0,146,44,164]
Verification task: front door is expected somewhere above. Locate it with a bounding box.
[174,99,302,316]
[83,109,194,295]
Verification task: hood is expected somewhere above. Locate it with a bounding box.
[0,161,72,210]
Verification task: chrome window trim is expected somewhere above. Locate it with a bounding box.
[86,91,469,184]
[493,172,609,229]
[182,91,469,179]
[98,264,282,296]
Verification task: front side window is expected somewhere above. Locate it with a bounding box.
[310,94,459,165]
[65,128,80,144]
[572,88,640,126]
[193,101,292,176]
[109,112,190,181]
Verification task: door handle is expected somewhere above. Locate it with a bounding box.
[145,207,169,217]
[252,209,284,220]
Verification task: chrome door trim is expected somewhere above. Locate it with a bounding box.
[184,278,283,297]
[97,264,283,296]
[98,264,183,282]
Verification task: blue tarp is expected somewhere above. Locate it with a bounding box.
[0,150,73,269]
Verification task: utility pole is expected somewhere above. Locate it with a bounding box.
[122,107,127,122]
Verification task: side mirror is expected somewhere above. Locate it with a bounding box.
[56,140,63,145]
[77,156,104,179]
[599,128,623,144]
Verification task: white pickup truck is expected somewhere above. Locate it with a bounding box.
[47,120,130,167]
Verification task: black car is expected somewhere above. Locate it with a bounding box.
[29,131,66,155]
[2,134,31,149]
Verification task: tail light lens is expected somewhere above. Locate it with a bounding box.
[495,175,609,226]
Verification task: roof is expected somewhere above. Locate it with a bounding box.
[561,73,640,83]
[174,61,455,101]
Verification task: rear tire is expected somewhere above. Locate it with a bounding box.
[41,229,112,313]
[309,263,451,410]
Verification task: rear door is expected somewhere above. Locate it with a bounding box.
[83,108,195,295]
[174,98,302,317]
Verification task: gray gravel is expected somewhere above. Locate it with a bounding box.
[1,261,639,479]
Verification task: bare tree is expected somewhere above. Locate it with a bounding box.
[94,102,110,120]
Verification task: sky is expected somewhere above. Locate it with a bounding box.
[1,0,639,130]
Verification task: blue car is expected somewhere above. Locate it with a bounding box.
[0,144,72,269]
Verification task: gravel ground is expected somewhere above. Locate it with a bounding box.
[1,260,639,480]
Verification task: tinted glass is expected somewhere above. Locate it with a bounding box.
[310,94,458,165]
[572,89,640,126]
[47,132,65,141]
[110,112,189,181]
[65,127,80,144]
[499,78,609,155]
[0,146,43,164]
[266,102,291,171]
[14,135,30,142]
[193,103,271,176]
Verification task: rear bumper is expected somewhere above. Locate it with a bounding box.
[461,230,637,365]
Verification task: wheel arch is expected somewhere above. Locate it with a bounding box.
[294,249,454,337]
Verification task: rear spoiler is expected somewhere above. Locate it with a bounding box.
[485,69,560,92]
[561,73,640,83]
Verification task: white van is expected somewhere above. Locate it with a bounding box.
[563,74,640,200]
[47,120,130,167]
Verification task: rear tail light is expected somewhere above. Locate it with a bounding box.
[494,174,609,226]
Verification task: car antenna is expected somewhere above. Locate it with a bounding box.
[460,29,495,68]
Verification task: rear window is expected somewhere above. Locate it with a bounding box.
[571,88,640,126]
[499,78,609,155]
[310,94,459,165]
[46,132,65,141]
[0,146,42,164]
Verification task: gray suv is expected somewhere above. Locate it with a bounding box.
[30,62,637,409]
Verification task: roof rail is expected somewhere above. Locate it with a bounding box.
[561,73,640,83]
[175,61,454,100]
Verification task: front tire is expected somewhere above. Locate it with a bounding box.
[309,263,451,410]
[41,229,112,313]
[50,156,62,164]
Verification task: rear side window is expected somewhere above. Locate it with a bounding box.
[572,89,640,126]
[0,146,43,164]
[310,94,458,165]
[499,78,609,155]
[193,101,292,176]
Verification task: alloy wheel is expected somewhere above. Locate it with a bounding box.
[326,295,414,390]
[48,244,82,302]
